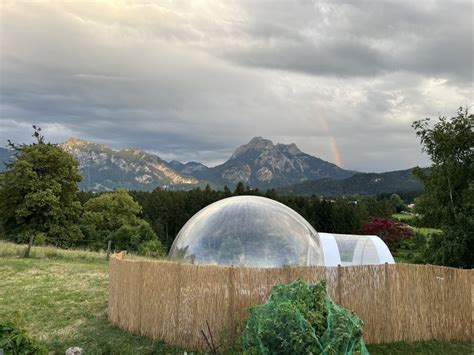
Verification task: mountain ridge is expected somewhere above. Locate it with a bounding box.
[0,138,423,196]
[276,168,424,196]
[61,138,198,191]
[193,136,355,188]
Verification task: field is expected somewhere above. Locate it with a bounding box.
[0,242,472,354]
[0,242,180,354]
[391,213,416,222]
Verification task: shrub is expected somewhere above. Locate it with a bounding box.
[361,217,414,253]
[138,239,166,258]
[0,322,48,354]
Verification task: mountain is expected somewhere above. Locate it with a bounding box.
[168,160,210,175]
[1,137,423,196]
[0,147,16,172]
[191,137,355,189]
[276,168,424,196]
[61,138,199,191]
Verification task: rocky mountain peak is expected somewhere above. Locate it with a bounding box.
[64,137,86,144]
[63,137,89,147]
[205,136,354,188]
[60,138,198,191]
[276,143,303,156]
[62,137,107,151]
[230,136,276,160]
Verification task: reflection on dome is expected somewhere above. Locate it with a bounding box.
[168,196,323,267]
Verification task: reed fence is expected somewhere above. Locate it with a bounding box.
[108,254,472,351]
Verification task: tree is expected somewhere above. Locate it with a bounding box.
[360,217,414,253]
[412,107,473,268]
[389,193,405,213]
[81,190,165,255]
[234,182,246,195]
[0,127,83,256]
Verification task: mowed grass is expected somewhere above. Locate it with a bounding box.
[0,241,471,354]
[0,242,181,354]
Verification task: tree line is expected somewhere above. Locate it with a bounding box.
[77,183,395,252]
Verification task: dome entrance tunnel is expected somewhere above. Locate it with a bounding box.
[168,196,394,267]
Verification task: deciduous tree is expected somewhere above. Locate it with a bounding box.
[412,107,473,267]
[0,127,83,256]
[81,189,165,255]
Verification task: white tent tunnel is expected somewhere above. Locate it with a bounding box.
[318,233,394,266]
[168,196,395,267]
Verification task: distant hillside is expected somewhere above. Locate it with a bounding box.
[61,138,199,191]
[276,168,424,196]
[0,147,15,172]
[190,137,355,189]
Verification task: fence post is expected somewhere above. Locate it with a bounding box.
[106,240,112,260]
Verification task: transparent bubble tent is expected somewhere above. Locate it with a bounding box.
[168,196,394,267]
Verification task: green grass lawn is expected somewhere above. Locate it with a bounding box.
[412,227,442,236]
[0,242,181,354]
[0,242,471,354]
[391,213,416,222]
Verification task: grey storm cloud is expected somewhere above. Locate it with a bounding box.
[0,0,472,171]
[222,1,473,81]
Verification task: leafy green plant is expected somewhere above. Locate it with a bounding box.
[241,279,368,355]
[0,322,48,354]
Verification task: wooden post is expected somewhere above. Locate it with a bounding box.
[106,240,112,260]
[24,234,35,258]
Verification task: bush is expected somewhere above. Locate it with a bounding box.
[0,322,48,354]
[138,239,166,258]
[361,217,414,253]
[400,231,427,251]
[241,279,368,355]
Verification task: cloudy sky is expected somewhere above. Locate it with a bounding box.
[1,1,472,172]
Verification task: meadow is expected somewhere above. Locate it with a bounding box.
[0,241,471,354]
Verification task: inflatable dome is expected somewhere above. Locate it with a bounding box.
[168,196,323,267]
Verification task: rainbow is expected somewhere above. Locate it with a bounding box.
[318,115,344,167]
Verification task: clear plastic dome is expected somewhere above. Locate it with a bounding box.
[168,196,323,267]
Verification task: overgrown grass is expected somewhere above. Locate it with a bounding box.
[0,240,148,261]
[0,242,471,354]
[0,240,108,261]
